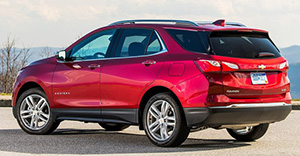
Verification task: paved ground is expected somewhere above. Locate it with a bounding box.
[0,108,299,156]
[0,95,11,100]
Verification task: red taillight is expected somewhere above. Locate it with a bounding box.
[196,60,221,72]
[195,60,239,72]
[222,61,239,71]
[279,61,289,71]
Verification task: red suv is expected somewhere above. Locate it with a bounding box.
[12,19,292,147]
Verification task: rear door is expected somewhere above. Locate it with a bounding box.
[209,31,290,99]
[100,28,168,110]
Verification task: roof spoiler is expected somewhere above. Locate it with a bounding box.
[213,19,225,27]
[198,19,246,27]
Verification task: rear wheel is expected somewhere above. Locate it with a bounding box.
[143,93,190,147]
[227,123,269,141]
[99,123,130,131]
[16,88,59,134]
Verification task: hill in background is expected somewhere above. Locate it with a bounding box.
[280,45,300,64]
[280,45,300,98]
[29,47,63,62]
[288,63,300,98]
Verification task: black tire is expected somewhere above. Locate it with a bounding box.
[227,123,269,141]
[143,93,190,147]
[16,88,59,134]
[99,123,130,131]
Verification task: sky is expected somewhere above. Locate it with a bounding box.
[0,0,299,48]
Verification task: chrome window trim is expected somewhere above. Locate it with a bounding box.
[58,30,168,63]
[210,102,291,109]
[154,30,168,53]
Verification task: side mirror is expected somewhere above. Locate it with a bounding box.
[56,50,66,61]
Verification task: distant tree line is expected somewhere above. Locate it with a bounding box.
[0,37,56,93]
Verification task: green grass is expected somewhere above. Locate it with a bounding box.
[0,93,12,96]
[292,99,300,101]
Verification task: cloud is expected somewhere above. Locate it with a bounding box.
[212,0,234,16]
[15,0,61,22]
[33,4,61,21]
[0,1,10,6]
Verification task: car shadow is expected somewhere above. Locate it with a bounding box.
[0,128,250,154]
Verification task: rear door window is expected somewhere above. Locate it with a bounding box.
[146,32,163,54]
[112,29,152,57]
[110,28,164,58]
[210,32,281,59]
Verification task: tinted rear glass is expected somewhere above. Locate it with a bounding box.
[210,32,281,59]
[113,29,152,57]
[166,29,207,53]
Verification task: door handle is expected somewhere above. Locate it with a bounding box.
[88,64,101,69]
[72,64,81,69]
[142,60,156,66]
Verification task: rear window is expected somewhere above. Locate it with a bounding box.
[166,29,207,53]
[210,31,281,59]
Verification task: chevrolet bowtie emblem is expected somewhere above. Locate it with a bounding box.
[258,64,266,69]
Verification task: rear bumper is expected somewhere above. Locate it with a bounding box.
[184,102,292,127]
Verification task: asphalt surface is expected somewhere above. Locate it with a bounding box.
[0,108,299,156]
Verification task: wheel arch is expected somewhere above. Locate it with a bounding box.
[16,81,45,104]
[138,86,183,130]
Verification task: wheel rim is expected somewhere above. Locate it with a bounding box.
[20,94,50,130]
[233,126,253,135]
[146,100,176,141]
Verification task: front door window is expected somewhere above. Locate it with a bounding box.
[70,29,116,61]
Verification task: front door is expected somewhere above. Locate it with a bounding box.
[52,29,117,108]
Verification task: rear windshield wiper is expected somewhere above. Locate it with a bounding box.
[256,52,275,58]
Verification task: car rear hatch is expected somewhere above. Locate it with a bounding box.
[208,31,290,101]
[165,28,291,106]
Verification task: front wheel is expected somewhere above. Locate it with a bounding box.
[227,123,269,141]
[16,88,59,134]
[143,93,190,147]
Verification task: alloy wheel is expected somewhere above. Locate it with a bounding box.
[20,94,50,131]
[146,100,176,141]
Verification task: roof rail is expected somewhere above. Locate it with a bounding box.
[225,22,246,27]
[109,19,199,26]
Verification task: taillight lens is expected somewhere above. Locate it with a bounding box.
[196,60,221,72]
[222,61,239,71]
[279,61,289,71]
[195,60,239,72]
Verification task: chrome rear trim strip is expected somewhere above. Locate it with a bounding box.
[211,102,290,109]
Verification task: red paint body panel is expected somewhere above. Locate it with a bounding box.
[52,60,105,108]
[100,53,167,109]
[168,63,185,76]
[12,57,57,107]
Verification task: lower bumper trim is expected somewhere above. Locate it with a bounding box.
[184,103,292,127]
